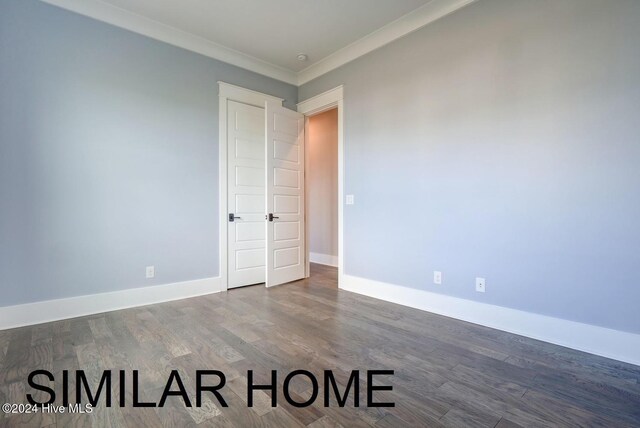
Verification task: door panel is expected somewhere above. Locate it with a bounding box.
[236,248,265,270]
[274,221,300,241]
[274,140,299,163]
[274,247,300,269]
[228,100,266,288]
[266,102,305,287]
[236,166,264,186]
[274,168,300,188]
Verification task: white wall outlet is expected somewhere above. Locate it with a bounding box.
[476,277,486,293]
[146,266,155,279]
[433,271,442,285]
[345,194,355,205]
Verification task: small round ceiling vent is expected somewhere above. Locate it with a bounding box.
[297,54,308,62]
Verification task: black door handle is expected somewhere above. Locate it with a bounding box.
[229,213,241,222]
[267,213,279,222]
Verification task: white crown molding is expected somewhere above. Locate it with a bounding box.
[297,0,478,85]
[40,0,298,85]
[40,0,476,88]
[0,276,224,330]
[341,275,640,366]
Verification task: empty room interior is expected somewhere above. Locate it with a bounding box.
[1,0,639,427]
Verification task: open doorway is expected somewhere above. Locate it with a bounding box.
[305,108,339,283]
[298,85,344,287]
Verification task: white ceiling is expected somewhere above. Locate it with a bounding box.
[41,0,476,85]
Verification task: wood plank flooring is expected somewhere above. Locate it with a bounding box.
[1,264,639,427]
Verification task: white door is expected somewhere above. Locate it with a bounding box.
[227,100,266,288]
[265,101,306,287]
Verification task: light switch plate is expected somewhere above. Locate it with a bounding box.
[476,277,485,292]
[346,194,355,205]
[146,266,155,279]
[433,271,442,284]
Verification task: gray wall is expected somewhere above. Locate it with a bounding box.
[0,0,296,306]
[308,109,338,258]
[299,0,640,334]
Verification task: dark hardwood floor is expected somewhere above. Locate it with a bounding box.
[1,263,639,427]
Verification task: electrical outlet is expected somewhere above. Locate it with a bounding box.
[146,266,155,279]
[475,277,485,293]
[433,271,442,285]
[345,194,355,205]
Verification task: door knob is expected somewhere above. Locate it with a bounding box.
[229,213,241,222]
[267,213,279,222]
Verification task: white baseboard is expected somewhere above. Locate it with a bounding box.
[341,275,640,366]
[0,277,225,330]
[309,252,339,267]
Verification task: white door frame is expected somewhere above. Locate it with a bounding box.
[297,85,344,287]
[218,81,284,290]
